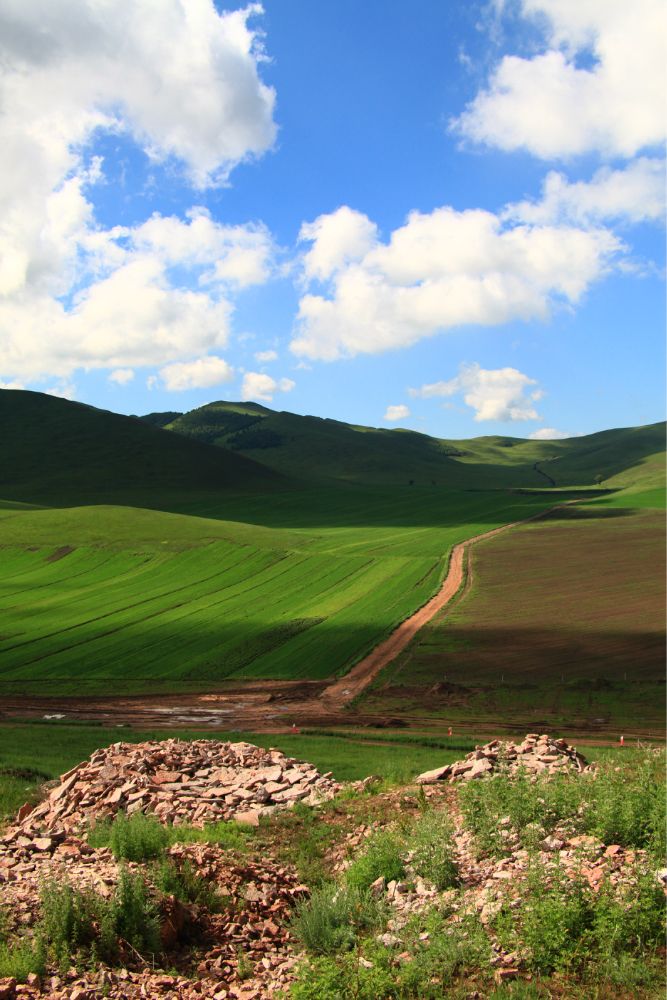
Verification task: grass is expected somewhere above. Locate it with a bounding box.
[87,810,253,859]
[0,485,567,695]
[361,500,665,736]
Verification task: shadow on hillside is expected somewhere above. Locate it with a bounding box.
[537,506,635,521]
[378,625,666,690]
[0,617,664,700]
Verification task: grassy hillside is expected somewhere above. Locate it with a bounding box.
[150,399,665,490]
[0,389,281,505]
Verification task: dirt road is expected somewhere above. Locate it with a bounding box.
[319,516,532,711]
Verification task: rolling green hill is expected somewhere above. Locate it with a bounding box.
[147,399,665,491]
[0,389,663,698]
[0,389,282,505]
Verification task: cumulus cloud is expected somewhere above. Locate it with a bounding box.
[242,372,295,402]
[453,0,666,159]
[254,349,278,363]
[529,427,572,440]
[108,369,135,386]
[159,356,234,392]
[0,1,277,385]
[505,159,666,227]
[410,363,542,422]
[384,404,410,421]
[291,204,620,360]
[299,206,378,282]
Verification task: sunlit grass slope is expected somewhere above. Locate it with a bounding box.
[0,489,560,695]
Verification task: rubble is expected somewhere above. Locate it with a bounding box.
[415,733,591,784]
[3,739,338,846]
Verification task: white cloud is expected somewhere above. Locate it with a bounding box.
[242,372,295,402]
[410,363,542,422]
[0,2,277,385]
[528,427,572,440]
[505,159,666,227]
[299,206,378,282]
[254,349,278,363]
[0,379,25,390]
[291,205,620,361]
[43,382,76,401]
[384,404,410,422]
[453,0,666,159]
[108,369,135,386]
[159,356,234,392]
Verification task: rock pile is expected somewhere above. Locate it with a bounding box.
[5,739,338,845]
[415,733,590,784]
[0,841,306,999]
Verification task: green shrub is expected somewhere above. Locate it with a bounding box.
[407,811,459,890]
[0,938,46,982]
[345,830,405,892]
[583,750,666,858]
[38,868,160,968]
[492,855,667,976]
[169,819,252,851]
[290,883,385,956]
[112,865,161,957]
[290,953,396,1000]
[257,801,335,888]
[89,811,170,861]
[458,769,581,857]
[39,880,101,969]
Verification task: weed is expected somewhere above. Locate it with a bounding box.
[37,868,160,970]
[236,947,254,980]
[0,938,46,982]
[88,811,170,861]
[290,883,386,956]
[407,810,459,890]
[492,855,667,977]
[38,880,101,969]
[345,829,405,892]
[290,904,493,998]
[169,819,252,851]
[152,857,221,911]
[112,865,161,958]
[257,801,336,888]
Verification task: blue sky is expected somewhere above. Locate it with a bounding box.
[0,0,664,440]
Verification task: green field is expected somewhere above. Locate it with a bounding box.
[0,488,563,694]
[361,490,666,735]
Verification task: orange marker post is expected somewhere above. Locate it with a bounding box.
[619,735,624,746]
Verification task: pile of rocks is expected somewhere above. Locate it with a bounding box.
[4,739,338,846]
[0,841,307,999]
[416,733,590,784]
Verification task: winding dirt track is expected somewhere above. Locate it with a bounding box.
[318,506,557,711]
